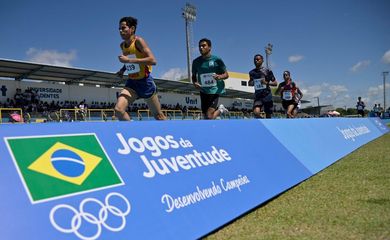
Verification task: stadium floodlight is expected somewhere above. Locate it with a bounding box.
[182,3,197,83]
[265,43,273,69]
[383,71,389,112]
[182,3,197,21]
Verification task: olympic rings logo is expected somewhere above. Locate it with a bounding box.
[50,192,131,240]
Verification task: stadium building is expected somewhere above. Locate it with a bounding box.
[0,58,287,122]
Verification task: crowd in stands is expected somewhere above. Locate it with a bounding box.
[0,88,256,122]
[11,87,381,122]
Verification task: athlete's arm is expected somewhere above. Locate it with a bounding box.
[275,83,282,95]
[213,59,229,80]
[248,74,254,86]
[191,64,201,89]
[192,73,197,82]
[268,78,278,87]
[192,80,201,89]
[297,87,303,100]
[214,71,229,80]
[116,65,126,77]
[118,37,157,65]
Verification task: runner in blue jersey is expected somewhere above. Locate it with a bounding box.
[248,54,277,118]
[192,38,229,119]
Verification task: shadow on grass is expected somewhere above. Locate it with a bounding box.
[363,198,390,206]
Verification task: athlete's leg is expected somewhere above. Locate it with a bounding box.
[293,106,299,117]
[145,94,166,120]
[200,92,211,119]
[287,104,295,118]
[115,88,137,121]
[206,107,218,119]
[200,92,219,120]
[264,101,274,119]
[208,94,221,119]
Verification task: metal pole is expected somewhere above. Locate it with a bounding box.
[182,3,196,83]
[264,43,273,69]
[317,97,320,116]
[185,20,191,83]
[314,97,320,116]
[383,71,389,113]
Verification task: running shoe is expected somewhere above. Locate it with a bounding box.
[218,104,229,115]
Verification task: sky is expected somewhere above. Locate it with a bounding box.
[1,0,390,109]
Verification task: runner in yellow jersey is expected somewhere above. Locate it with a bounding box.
[115,16,166,120]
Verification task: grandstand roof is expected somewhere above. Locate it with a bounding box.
[0,58,254,99]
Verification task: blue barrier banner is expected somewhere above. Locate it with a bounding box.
[0,118,387,239]
[261,117,389,174]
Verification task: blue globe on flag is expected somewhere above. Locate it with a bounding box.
[50,149,85,177]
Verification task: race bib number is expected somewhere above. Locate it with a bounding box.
[199,73,217,87]
[124,54,140,74]
[282,91,293,100]
[357,105,363,110]
[254,78,266,90]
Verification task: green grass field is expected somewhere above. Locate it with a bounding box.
[204,133,390,240]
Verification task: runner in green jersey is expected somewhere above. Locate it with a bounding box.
[191,38,229,119]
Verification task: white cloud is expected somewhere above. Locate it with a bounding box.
[288,55,304,63]
[329,85,348,94]
[368,86,380,96]
[300,85,322,100]
[350,60,370,72]
[26,48,77,67]
[160,68,188,81]
[299,81,390,109]
[367,83,390,107]
[300,83,349,108]
[382,49,390,64]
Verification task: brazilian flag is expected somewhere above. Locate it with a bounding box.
[6,134,123,203]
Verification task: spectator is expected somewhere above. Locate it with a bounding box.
[14,88,23,107]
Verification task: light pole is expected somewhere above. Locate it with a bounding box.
[314,97,320,116]
[265,43,273,69]
[182,3,197,83]
[383,71,389,112]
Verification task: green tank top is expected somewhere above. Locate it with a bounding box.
[191,55,227,94]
